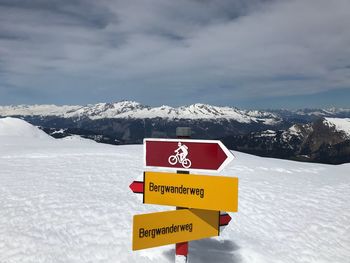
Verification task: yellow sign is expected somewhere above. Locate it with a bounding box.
[143,172,238,212]
[133,209,219,250]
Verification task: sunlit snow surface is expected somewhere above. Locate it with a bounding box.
[0,118,349,263]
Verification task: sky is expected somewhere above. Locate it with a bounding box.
[0,0,350,109]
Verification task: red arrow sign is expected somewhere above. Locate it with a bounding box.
[144,138,234,172]
[129,181,144,194]
[219,213,232,226]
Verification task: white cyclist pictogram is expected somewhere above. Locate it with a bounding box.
[168,142,192,169]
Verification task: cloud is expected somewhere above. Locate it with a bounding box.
[0,0,349,107]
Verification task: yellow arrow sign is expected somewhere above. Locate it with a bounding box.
[143,171,238,212]
[133,209,219,250]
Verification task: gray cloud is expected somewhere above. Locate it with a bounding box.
[0,0,115,28]
[0,0,349,107]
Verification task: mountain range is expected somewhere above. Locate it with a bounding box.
[1,101,349,164]
[1,101,350,119]
[0,101,282,124]
[222,118,350,164]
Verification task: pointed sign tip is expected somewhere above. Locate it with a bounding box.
[219,213,232,226]
[129,181,144,194]
[145,139,234,172]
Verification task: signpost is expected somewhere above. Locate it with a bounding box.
[130,171,238,212]
[131,133,238,262]
[129,182,233,227]
[133,209,219,250]
[144,138,234,172]
[219,213,232,226]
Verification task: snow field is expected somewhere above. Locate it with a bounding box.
[0,118,349,262]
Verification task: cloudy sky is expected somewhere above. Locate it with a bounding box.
[0,0,349,109]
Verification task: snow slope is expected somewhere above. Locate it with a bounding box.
[0,117,52,139]
[0,119,349,263]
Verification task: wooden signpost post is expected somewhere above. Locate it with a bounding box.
[130,128,238,262]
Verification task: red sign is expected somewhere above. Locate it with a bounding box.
[219,213,232,226]
[129,181,144,194]
[144,138,234,172]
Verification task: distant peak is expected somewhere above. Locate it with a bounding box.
[323,118,350,137]
[114,100,142,105]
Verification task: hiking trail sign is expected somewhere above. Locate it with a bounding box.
[144,138,234,172]
[133,209,219,250]
[131,138,238,254]
[130,171,238,212]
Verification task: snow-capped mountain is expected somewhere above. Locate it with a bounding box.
[2,101,349,124]
[270,108,350,122]
[0,101,281,125]
[2,101,350,123]
[0,104,81,117]
[323,118,350,138]
[222,118,350,164]
[295,108,350,117]
[1,102,350,164]
[0,101,287,146]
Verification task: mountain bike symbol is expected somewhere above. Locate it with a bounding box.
[168,152,192,169]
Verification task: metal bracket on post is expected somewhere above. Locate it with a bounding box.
[175,127,191,263]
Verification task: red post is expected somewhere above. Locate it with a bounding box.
[176,241,189,256]
[175,127,191,262]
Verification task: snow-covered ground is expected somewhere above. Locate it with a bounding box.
[0,118,349,263]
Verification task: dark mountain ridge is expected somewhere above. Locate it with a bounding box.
[1,101,349,164]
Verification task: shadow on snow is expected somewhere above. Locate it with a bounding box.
[163,238,240,263]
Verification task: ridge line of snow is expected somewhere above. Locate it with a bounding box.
[0,101,281,124]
